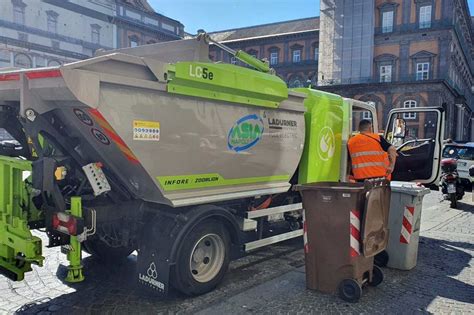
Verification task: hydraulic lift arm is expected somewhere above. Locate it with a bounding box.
[202,33,272,73]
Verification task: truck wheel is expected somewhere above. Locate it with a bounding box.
[83,238,134,263]
[172,219,230,296]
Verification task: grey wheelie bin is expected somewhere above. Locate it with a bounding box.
[375,181,430,270]
[297,179,391,303]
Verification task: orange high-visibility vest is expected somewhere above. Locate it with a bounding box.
[348,133,390,180]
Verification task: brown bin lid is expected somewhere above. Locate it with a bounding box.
[295,182,366,192]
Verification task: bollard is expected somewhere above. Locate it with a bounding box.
[65,197,84,283]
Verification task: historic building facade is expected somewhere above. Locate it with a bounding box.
[114,0,183,48]
[318,0,474,141]
[208,17,319,88]
[0,0,183,69]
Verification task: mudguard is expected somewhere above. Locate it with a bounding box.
[137,205,241,295]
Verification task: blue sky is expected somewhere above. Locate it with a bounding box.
[148,0,318,34]
[150,0,474,34]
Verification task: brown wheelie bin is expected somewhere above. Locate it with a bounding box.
[297,179,391,302]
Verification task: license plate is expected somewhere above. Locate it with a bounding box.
[448,184,456,193]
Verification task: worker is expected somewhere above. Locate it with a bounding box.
[348,119,397,182]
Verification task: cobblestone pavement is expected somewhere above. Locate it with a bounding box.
[0,191,472,314]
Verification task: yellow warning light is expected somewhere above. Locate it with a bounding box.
[55,166,67,180]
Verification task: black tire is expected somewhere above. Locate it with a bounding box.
[338,279,362,303]
[450,194,457,208]
[369,265,384,287]
[374,250,389,267]
[83,238,134,263]
[171,219,230,296]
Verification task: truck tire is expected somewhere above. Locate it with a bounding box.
[172,219,230,296]
[83,238,134,263]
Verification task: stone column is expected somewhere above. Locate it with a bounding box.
[455,104,465,141]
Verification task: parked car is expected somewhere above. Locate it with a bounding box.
[442,142,474,189]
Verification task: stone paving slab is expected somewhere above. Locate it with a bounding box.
[0,191,472,314]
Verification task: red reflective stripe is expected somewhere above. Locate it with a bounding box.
[402,216,412,234]
[25,70,62,79]
[0,73,20,81]
[400,235,409,244]
[350,248,360,258]
[89,109,140,164]
[351,209,361,220]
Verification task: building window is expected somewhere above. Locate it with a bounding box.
[403,100,417,119]
[362,111,372,119]
[289,76,304,88]
[14,53,32,68]
[230,56,237,65]
[46,11,58,34]
[48,59,61,67]
[416,62,429,80]
[13,5,25,25]
[91,24,101,44]
[419,5,432,29]
[380,65,392,82]
[314,47,319,61]
[382,11,394,33]
[292,50,301,63]
[270,52,278,65]
[129,37,139,47]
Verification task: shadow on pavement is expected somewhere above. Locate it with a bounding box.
[12,235,474,314]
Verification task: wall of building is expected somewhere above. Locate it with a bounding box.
[318,0,375,85]
[0,0,184,69]
[209,31,318,88]
[0,0,115,68]
[318,0,474,141]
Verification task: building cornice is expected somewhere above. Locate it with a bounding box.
[0,35,90,60]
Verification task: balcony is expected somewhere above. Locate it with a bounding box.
[374,19,452,35]
[271,59,318,69]
[317,74,467,96]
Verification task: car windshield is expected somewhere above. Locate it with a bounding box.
[457,147,474,160]
[443,145,474,160]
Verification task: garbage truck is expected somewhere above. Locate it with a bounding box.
[0,34,445,296]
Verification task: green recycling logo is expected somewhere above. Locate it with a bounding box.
[318,127,335,161]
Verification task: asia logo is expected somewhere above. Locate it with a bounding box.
[318,126,335,161]
[227,114,264,152]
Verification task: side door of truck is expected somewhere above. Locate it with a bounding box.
[384,107,445,185]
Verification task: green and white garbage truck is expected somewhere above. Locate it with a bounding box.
[0,34,445,296]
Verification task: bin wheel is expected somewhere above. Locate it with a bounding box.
[369,265,384,287]
[338,279,362,303]
[374,250,389,267]
[171,219,230,296]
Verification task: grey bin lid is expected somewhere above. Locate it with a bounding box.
[390,181,431,196]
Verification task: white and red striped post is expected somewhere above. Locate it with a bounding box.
[303,209,309,254]
[350,209,361,257]
[400,205,415,244]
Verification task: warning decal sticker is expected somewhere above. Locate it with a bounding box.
[133,120,160,141]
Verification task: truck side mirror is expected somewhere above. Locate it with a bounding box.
[469,165,474,177]
[393,118,406,139]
